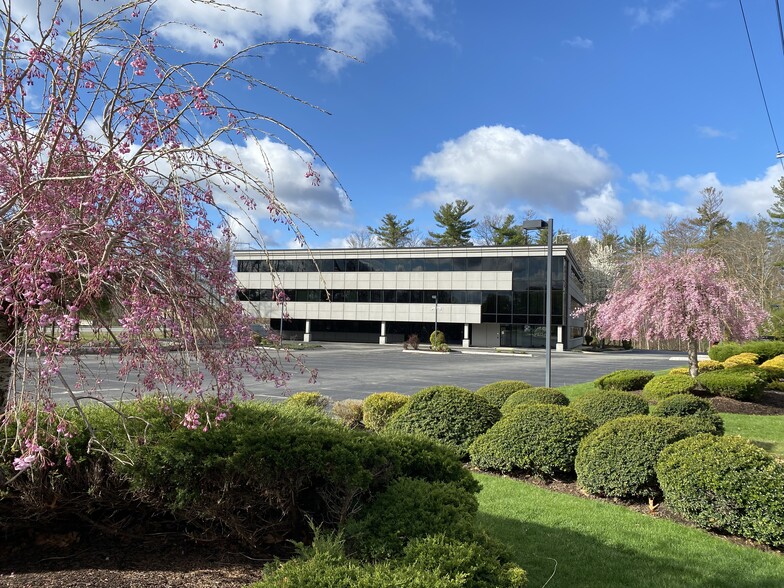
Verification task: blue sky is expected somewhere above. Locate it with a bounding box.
[52,1,784,247]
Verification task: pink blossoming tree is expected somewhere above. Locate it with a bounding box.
[593,254,768,377]
[0,1,333,465]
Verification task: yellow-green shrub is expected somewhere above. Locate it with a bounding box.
[722,352,760,368]
[362,392,409,431]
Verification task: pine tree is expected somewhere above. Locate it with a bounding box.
[687,187,731,254]
[768,177,784,232]
[489,214,529,246]
[427,199,477,246]
[622,224,657,258]
[367,213,415,247]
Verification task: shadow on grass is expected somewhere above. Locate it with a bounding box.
[478,511,784,588]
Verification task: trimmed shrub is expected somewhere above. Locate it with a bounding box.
[575,415,689,499]
[500,388,569,415]
[642,373,696,401]
[669,360,724,376]
[475,380,532,409]
[362,392,409,431]
[401,535,528,588]
[739,340,784,362]
[723,352,761,368]
[760,354,784,380]
[708,342,743,362]
[386,386,500,455]
[594,370,655,391]
[570,390,649,427]
[469,404,596,476]
[657,435,784,547]
[650,393,724,436]
[344,477,478,560]
[286,391,330,410]
[696,368,765,401]
[430,330,445,348]
[332,399,365,429]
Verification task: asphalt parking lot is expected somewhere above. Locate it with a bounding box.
[48,342,693,404]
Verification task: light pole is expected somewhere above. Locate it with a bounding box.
[521,218,554,388]
[432,294,438,341]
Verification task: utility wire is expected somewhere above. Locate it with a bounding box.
[776,0,784,62]
[738,0,784,171]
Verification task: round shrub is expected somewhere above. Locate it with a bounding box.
[500,388,569,415]
[570,390,649,427]
[430,330,445,348]
[708,342,743,362]
[657,435,784,547]
[696,368,765,401]
[760,354,784,380]
[722,352,760,368]
[286,391,330,410]
[641,373,696,401]
[331,399,365,429]
[594,370,655,391]
[575,415,689,499]
[386,386,501,455]
[362,392,409,431]
[344,477,478,560]
[475,380,532,409]
[649,393,724,436]
[469,404,596,476]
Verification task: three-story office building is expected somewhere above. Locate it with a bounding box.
[235,245,585,349]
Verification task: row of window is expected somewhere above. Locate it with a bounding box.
[237,255,566,279]
[238,288,565,317]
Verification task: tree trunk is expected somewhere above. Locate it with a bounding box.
[687,337,699,378]
[0,315,13,410]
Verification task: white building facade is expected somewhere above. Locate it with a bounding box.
[235,245,585,350]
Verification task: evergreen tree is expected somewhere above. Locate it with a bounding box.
[622,224,658,258]
[489,214,529,246]
[687,187,731,255]
[427,199,477,246]
[367,213,415,247]
[767,177,784,232]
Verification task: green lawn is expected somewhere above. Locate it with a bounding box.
[476,473,784,588]
[720,413,784,455]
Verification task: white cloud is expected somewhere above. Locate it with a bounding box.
[696,125,736,139]
[626,1,684,27]
[575,184,624,224]
[563,36,594,49]
[632,198,690,220]
[412,125,615,215]
[629,171,672,193]
[147,0,439,73]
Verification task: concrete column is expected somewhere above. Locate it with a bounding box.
[379,321,387,345]
[462,323,470,348]
[303,319,312,343]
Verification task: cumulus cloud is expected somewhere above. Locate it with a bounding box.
[629,171,672,193]
[575,184,624,224]
[413,125,615,215]
[563,36,594,49]
[625,1,684,27]
[147,0,440,73]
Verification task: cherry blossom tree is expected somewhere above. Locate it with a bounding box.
[0,1,335,463]
[594,254,768,377]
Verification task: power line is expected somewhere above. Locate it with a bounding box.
[738,0,784,171]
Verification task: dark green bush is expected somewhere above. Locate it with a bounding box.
[475,380,532,409]
[641,374,696,401]
[344,477,479,561]
[650,393,724,436]
[696,368,765,401]
[575,415,689,499]
[657,435,784,547]
[707,342,743,362]
[401,534,528,588]
[570,390,649,426]
[469,404,596,476]
[362,392,409,431]
[386,386,500,455]
[500,387,569,415]
[594,370,655,391]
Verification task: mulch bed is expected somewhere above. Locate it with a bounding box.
[2,390,782,587]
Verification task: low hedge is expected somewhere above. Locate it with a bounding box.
[475,380,532,409]
[707,342,744,362]
[760,354,784,380]
[696,368,765,401]
[386,385,501,455]
[469,404,595,476]
[594,370,655,391]
[570,390,649,427]
[286,391,330,410]
[669,360,724,376]
[500,388,569,414]
[709,340,784,362]
[657,435,784,547]
[575,415,689,499]
[362,392,409,431]
[641,374,696,402]
[649,394,724,436]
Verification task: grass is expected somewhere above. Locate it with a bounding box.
[476,473,784,588]
[557,381,598,401]
[720,413,784,455]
